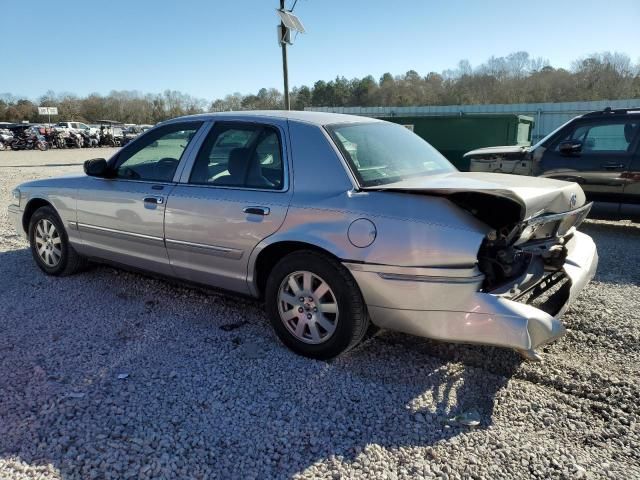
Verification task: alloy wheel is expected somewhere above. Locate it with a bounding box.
[35,219,62,267]
[278,270,339,344]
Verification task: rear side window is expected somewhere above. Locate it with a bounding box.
[189,123,284,190]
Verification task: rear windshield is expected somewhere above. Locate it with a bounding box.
[326,122,455,187]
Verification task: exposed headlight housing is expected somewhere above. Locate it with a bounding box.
[11,188,21,207]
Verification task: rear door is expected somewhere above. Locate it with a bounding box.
[75,121,204,275]
[164,120,292,294]
[538,119,637,217]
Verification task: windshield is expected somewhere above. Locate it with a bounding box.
[326,122,456,187]
[530,117,575,150]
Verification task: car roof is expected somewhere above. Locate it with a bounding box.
[163,110,383,127]
[580,107,640,119]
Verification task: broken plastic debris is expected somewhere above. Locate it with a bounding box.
[450,411,481,427]
[68,392,85,399]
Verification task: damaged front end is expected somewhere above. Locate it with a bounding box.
[475,202,594,358]
[358,174,598,359]
[478,203,591,305]
[438,187,597,359]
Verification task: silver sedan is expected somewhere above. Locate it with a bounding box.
[8,111,598,360]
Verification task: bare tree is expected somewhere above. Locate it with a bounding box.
[1,51,637,124]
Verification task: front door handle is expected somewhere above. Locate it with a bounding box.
[601,163,625,170]
[144,196,164,205]
[243,206,270,216]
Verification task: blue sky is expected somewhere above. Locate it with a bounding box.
[2,0,638,100]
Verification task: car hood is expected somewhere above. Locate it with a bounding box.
[17,173,86,189]
[464,145,530,159]
[363,172,586,220]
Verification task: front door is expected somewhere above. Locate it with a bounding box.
[164,121,292,293]
[539,119,637,217]
[75,121,203,275]
[621,132,640,220]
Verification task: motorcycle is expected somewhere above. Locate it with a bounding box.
[99,128,116,147]
[42,127,57,150]
[80,130,100,147]
[51,129,67,149]
[80,130,91,147]
[0,129,13,151]
[9,127,48,151]
[65,128,83,148]
[89,131,101,147]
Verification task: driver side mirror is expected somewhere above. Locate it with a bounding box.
[559,140,582,155]
[84,158,109,177]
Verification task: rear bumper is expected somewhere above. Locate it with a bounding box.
[344,231,598,354]
[8,205,25,240]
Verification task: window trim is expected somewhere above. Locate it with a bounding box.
[181,120,289,192]
[107,121,204,183]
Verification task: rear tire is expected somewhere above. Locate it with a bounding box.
[28,206,87,276]
[265,250,370,360]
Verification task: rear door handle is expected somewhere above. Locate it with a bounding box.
[601,163,625,170]
[144,196,164,205]
[243,206,270,216]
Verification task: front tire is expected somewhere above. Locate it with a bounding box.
[28,206,87,276]
[265,250,370,359]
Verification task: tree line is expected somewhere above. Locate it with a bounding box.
[1,51,638,124]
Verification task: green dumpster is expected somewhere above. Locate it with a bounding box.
[383,114,534,171]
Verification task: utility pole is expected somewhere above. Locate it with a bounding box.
[280,0,290,110]
[277,1,304,110]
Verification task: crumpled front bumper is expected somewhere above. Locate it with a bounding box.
[345,231,598,356]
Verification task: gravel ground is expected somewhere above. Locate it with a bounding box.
[0,149,638,480]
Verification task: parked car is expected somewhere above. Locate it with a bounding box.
[8,111,598,360]
[466,108,640,220]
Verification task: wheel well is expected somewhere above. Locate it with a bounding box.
[254,241,341,298]
[22,198,53,233]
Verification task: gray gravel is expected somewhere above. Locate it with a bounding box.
[1,149,639,479]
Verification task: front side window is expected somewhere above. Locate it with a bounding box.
[326,121,455,187]
[114,122,202,182]
[189,123,284,189]
[555,121,639,153]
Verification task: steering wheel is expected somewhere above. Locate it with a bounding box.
[120,166,141,180]
[154,157,179,181]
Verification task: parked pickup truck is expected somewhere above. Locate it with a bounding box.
[56,121,98,135]
[466,108,640,220]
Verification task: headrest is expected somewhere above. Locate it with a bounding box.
[624,123,637,143]
[228,148,250,176]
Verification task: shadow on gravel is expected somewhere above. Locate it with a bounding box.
[0,247,522,479]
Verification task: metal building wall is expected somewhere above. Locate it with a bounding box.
[306,99,640,142]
